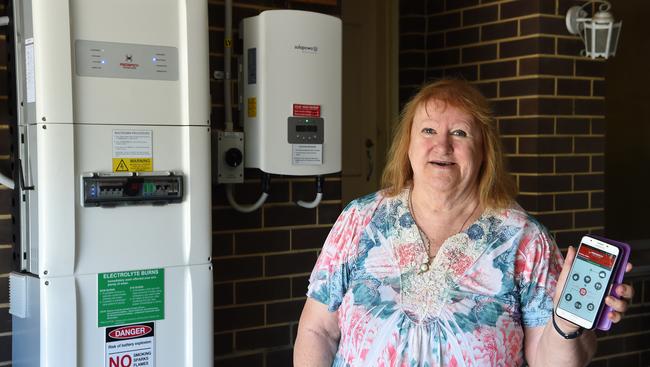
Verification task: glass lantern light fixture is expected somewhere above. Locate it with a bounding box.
[565,0,622,59]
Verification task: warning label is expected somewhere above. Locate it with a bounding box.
[112,158,153,172]
[293,104,321,117]
[292,144,323,166]
[112,130,153,172]
[248,97,257,118]
[98,268,164,328]
[105,322,155,367]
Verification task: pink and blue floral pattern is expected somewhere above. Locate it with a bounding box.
[307,189,563,366]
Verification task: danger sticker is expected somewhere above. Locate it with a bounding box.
[112,158,153,172]
[112,130,153,172]
[293,104,320,117]
[248,98,257,118]
[105,322,155,367]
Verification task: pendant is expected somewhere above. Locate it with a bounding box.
[419,262,430,273]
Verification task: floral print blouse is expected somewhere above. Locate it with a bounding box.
[307,189,563,367]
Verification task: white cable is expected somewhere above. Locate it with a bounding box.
[226,184,268,213]
[297,192,322,209]
[0,16,9,27]
[0,173,14,189]
[224,0,233,132]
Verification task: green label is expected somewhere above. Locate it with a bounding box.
[98,268,164,327]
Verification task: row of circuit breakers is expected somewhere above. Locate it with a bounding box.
[81,173,183,207]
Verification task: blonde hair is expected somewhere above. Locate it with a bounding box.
[381,78,517,209]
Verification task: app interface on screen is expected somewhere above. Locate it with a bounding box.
[558,243,617,323]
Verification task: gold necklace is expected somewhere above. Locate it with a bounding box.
[409,190,479,274]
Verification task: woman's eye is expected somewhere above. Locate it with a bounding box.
[451,130,467,137]
[422,128,435,135]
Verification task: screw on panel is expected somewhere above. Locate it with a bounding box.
[44,281,49,286]
[41,116,46,121]
[43,270,48,275]
[208,257,211,262]
[42,125,47,129]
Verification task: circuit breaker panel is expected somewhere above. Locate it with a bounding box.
[8,0,213,366]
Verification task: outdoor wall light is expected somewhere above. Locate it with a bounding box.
[565,0,622,59]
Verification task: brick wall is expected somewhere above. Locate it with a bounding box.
[399,0,650,365]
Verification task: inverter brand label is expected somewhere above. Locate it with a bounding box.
[105,322,155,367]
[98,268,164,327]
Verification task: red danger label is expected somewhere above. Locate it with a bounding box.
[293,104,321,117]
[108,325,152,340]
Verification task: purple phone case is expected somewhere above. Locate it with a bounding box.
[587,235,631,331]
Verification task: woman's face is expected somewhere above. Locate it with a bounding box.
[408,100,483,196]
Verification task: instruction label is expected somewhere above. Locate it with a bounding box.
[112,130,153,172]
[98,268,164,328]
[105,322,155,367]
[292,144,322,166]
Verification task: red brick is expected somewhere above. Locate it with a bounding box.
[519,137,572,154]
[557,117,590,134]
[215,305,264,331]
[500,78,554,97]
[236,278,290,303]
[555,193,589,210]
[536,212,573,230]
[519,175,572,193]
[481,20,517,41]
[236,325,290,350]
[519,56,573,76]
[446,0,479,10]
[265,205,317,227]
[235,230,290,254]
[500,0,555,19]
[507,156,553,173]
[499,117,554,135]
[516,194,554,212]
[446,27,480,47]
[520,16,566,36]
[555,156,590,173]
[463,5,498,26]
[480,60,517,79]
[428,12,461,33]
[557,79,591,96]
[265,251,318,276]
[519,97,573,115]
[500,37,555,58]
[575,210,604,228]
[574,173,604,190]
[461,44,497,63]
[214,256,263,281]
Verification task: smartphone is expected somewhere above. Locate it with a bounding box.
[555,235,621,330]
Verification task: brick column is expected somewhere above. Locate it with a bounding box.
[399,0,605,245]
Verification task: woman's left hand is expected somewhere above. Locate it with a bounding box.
[555,246,635,324]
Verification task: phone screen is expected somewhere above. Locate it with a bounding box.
[557,243,618,325]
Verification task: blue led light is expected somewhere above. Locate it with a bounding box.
[152,57,157,62]
[101,60,106,64]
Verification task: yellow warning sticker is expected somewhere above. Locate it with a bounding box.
[112,158,153,172]
[224,38,233,48]
[248,97,257,118]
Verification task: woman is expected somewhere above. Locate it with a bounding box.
[294,79,634,366]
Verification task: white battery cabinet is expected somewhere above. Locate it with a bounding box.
[8,0,213,366]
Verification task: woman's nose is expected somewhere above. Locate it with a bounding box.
[432,133,452,153]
